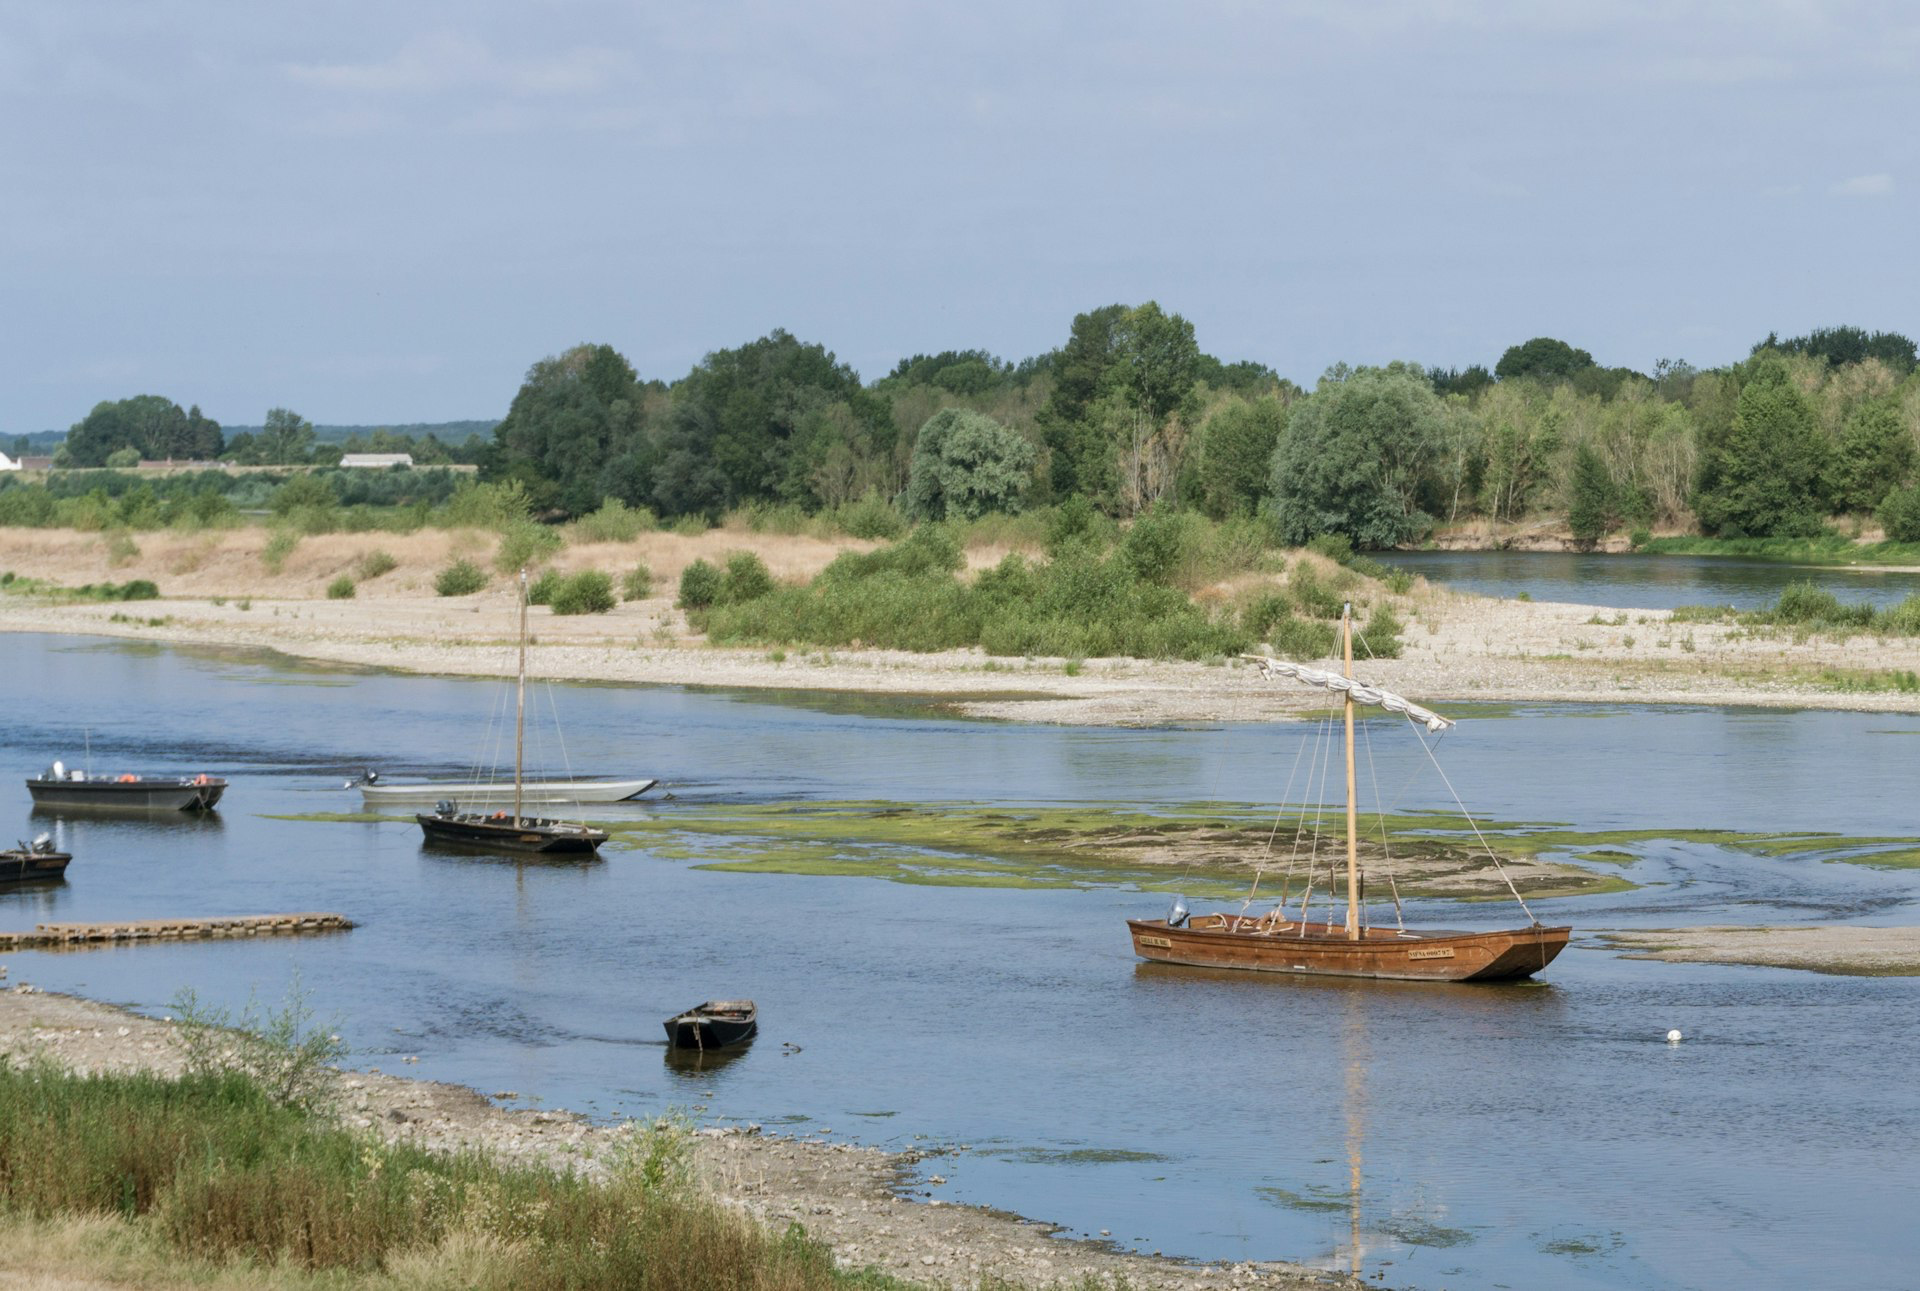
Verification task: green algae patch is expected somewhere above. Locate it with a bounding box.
[1257,1184,1351,1215]
[605,800,1627,900]
[991,1147,1171,1166]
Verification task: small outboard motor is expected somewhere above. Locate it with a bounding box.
[1167,895,1190,928]
[30,833,53,855]
[435,799,458,818]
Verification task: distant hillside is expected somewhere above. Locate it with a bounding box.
[13,421,498,450]
[222,421,500,444]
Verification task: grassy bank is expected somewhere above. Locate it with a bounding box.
[1638,534,1920,566]
[0,1058,912,1291]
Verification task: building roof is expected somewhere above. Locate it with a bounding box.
[339,453,415,468]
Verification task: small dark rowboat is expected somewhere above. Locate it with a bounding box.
[664,1000,757,1051]
[1,836,72,884]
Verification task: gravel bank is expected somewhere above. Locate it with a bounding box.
[0,986,1356,1290]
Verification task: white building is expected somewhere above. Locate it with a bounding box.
[0,451,20,471]
[339,453,414,469]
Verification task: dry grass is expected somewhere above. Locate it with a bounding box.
[0,528,881,605]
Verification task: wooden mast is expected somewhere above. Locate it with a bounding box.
[1343,602,1360,940]
[514,568,527,827]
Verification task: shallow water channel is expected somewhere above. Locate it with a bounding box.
[1389,549,1920,611]
[3,633,1918,1290]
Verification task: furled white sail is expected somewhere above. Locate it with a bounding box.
[1242,656,1455,732]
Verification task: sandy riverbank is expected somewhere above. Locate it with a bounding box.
[7,525,1920,724]
[0,985,1353,1290]
[1594,925,1920,975]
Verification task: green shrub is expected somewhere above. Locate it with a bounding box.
[720,550,775,603]
[434,558,488,597]
[678,559,721,609]
[1269,614,1338,660]
[1772,582,1853,626]
[1044,496,1111,556]
[833,490,907,540]
[1239,589,1294,641]
[494,519,563,574]
[1306,533,1354,564]
[670,513,711,536]
[621,563,654,601]
[1287,563,1344,618]
[440,478,530,529]
[355,548,397,580]
[1121,506,1194,585]
[526,568,563,605]
[1878,485,1920,544]
[104,529,139,567]
[325,575,355,600]
[574,497,655,543]
[550,570,616,615]
[262,528,299,573]
[1361,606,1405,659]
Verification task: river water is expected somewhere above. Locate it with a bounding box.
[4,633,1918,1291]
[1388,550,1920,611]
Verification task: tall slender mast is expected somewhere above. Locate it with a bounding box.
[514,568,528,826]
[1342,602,1360,940]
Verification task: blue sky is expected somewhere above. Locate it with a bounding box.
[2,1,1913,431]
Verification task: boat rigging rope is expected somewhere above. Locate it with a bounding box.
[1412,724,1540,924]
[1243,707,1316,911]
[1360,717,1407,933]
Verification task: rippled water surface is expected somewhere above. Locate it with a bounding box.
[4,634,1918,1291]
[1388,549,1920,611]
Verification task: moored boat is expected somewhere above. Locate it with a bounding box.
[663,1000,757,1050]
[417,801,609,854]
[1126,606,1570,984]
[357,774,656,806]
[414,570,613,856]
[0,835,71,884]
[27,762,225,812]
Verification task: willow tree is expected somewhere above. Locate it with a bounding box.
[1269,363,1441,548]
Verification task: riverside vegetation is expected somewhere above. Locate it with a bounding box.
[0,987,936,1291]
[11,319,1920,562]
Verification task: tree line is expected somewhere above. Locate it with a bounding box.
[34,316,1920,548]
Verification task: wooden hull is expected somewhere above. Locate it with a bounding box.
[362,777,656,805]
[416,812,607,854]
[664,1001,757,1050]
[1126,914,1570,982]
[27,777,225,812]
[0,849,71,884]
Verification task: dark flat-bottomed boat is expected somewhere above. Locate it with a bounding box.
[27,764,225,813]
[664,1000,757,1050]
[1,835,72,884]
[416,805,608,854]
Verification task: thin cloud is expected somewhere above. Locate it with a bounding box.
[1831,173,1894,197]
[285,32,626,98]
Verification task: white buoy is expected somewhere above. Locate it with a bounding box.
[1666,1028,1684,1044]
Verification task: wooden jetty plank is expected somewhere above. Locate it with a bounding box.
[0,913,355,951]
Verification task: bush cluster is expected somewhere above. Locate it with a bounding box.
[434,558,488,597]
[691,526,1247,661]
[550,570,616,615]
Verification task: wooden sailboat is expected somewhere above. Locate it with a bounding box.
[1126,605,1570,982]
[416,571,610,855]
